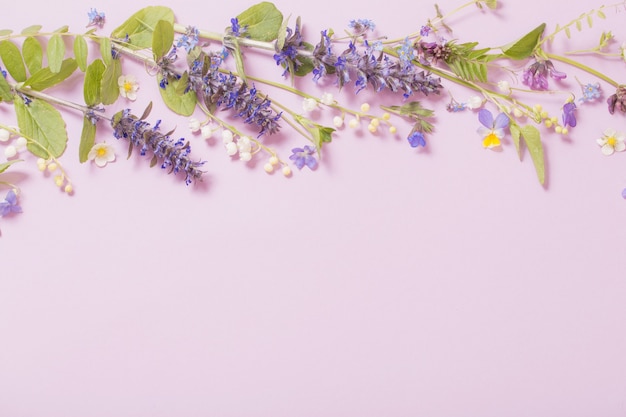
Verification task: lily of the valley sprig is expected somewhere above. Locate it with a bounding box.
[1,0,626,231]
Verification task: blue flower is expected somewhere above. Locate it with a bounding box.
[348,19,375,34]
[562,101,577,128]
[398,37,415,71]
[289,146,318,170]
[0,189,22,217]
[407,130,426,148]
[86,8,105,28]
[579,82,601,102]
[176,26,199,53]
[230,18,246,37]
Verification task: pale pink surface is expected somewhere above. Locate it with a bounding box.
[1,0,626,416]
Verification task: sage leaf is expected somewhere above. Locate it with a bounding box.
[84,58,105,106]
[22,36,43,75]
[501,23,546,60]
[152,19,174,61]
[21,25,42,35]
[157,74,197,116]
[237,2,283,42]
[0,40,27,82]
[0,159,22,174]
[100,59,121,105]
[15,97,67,158]
[79,116,96,163]
[23,58,77,91]
[520,124,545,185]
[47,34,65,73]
[73,36,88,72]
[110,6,174,49]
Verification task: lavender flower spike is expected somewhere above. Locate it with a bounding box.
[111,108,204,185]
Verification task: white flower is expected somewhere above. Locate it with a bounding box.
[466,96,484,109]
[14,136,27,150]
[320,92,334,106]
[497,80,511,94]
[225,142,238,156]
[237,136,252,153]
[239,151,252,162]
[0,129,10,142]
[597,129,626,156]
[4,145,17,159]
[222,130,234,144]
[88,142,116,167]
[201,125,214,139]
[302,97,318,112]
[333,116,344,128]
[118,75,139,101]
[188,118,201,133]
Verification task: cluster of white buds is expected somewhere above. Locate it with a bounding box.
[0,127,27,160]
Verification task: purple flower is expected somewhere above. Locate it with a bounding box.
[562,102,577,128]
[420,25,431,37]
[407,130,426,148]
[522,59,566,91]
[348,19,376,34]
[176,26,199,53]
[86,8,105,28]
[0,189,22,217]
[607,85,626,115]
[230,18,246,37]
[289,146,318,170]
[477,109,509,148]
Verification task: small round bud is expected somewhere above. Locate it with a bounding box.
[54,175,64,187]
[370,118,380,127]
[188,118,201,133]
[47,162,58,172]
[0,129,10,142]
[534,104,543,111]
[348,118,359,129]
[320,92,334,106]
[269,156,279,166]
[282,166,292,177]
[237,136,252,153]
[333,116,344,128]
[222,130,234,144]
[201,125,214,139]
[389,126,397,134]
[382,113,391,121]
[466,96,483,109]
[4,145,17,158]
[555,126,563,134]
[368,124,377,133]
[264,163,274,173]
[544,120,553,128]
[64,184,73,194]
[302,97,317,112]
[360,103,370,113]
[550,117,558,124]
[561,128,569,135]
[225,141,238,156]
[540,111,548,119]
[239,151,252,162]
[15,136,27,149]
[513,108,524,118]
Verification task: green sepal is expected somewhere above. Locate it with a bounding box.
[79,116,96,163]
[110,6,174,49]
[47,34,65,73]
[73,36,88,72]
[23,58,77,91]
[152,19,174,61]
[22,37,43,75]
[14,97,68,159]
[100,59,121,105]
[157,74,197,116]
[0,159,22,174]
[0,40,27,82]
[236,2,283,42]
[84,59,105,106]
[21,25,42,35]
[501,23,546,60]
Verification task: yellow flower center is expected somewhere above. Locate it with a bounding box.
[483,132,501,148]
[96,147,107,157]
[607,136,617,147]
[123,81,133,92]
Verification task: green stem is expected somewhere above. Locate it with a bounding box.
[545,53,619,87]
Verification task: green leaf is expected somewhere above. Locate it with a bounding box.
[587,14,593,28]
[157,74,197,116]
[230,37,247,84]
[84,59,105,106]
[73,36,88,72]
[484,0,497,9]
[54,25,69,34]
[0,159,22,174]
[237,2,283,42]
[575,19,582,31]
[14,97,67,158]
[100,59,121,105]
[0,29,13,37]
[311,125,334,151]
[501,23,546,60]
[381,101,434,118]
[597,9,606,19]
[21,25,42,35]
[23,58,77,91]
[0,69,13,102]
[110,6,175,49]
[0,40,27,82]
[276,14,291,51]
[565,26,571,38]
[22,37,43,76]
[79,117,96,163]
[520,125,545,185]
[152,19,174,60]
[509,123,521,158]
[100,36,112,66]
[47,34,65,73]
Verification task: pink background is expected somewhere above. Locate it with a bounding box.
[2,0,626,416]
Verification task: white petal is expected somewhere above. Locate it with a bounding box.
[615,141,626,152]
[601,144,615,156]
[597,138,607,146]
[603,128,616,137]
